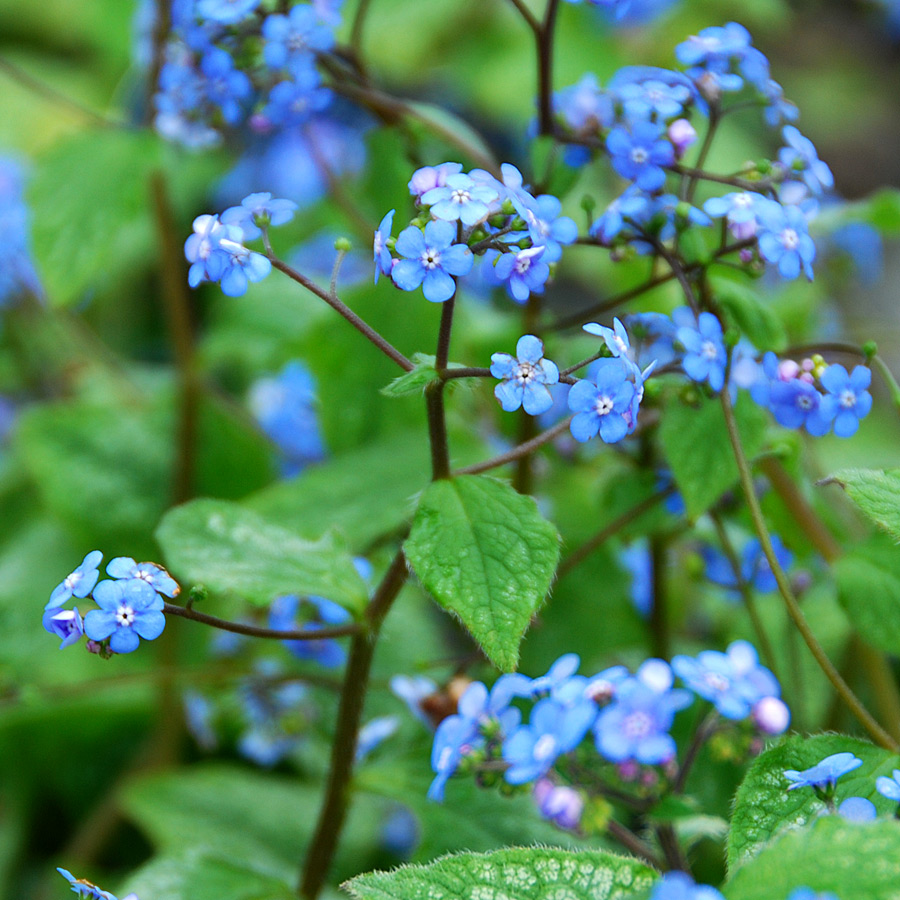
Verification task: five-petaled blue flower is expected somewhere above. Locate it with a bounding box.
[220,192,298,241]
[756,200,816,280]
[46,550,102,610]
[606,120,674,192]
[107,557,180,598]
[568,359,635,443]
[819,364,872,437]
[83,578,166,655]
[779,126,834,196]
[493,246,550,303]
[391,220,473,303]
[491,334,560,416]
[421,173,498,226]
[784,752,863,792]
[676,310,727,392]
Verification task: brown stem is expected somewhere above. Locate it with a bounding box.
[454,416,572,476]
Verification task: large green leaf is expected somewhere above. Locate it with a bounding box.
[822,468,900,541]
[727,734,900,872]
[834,535,900,654]
[710,273,787,352]
[343,847,656,900]
[246,431,429,549]
[724,816,900,900]
[155,498,368,612]
[659,394,767,521]
[119,846,295,900]
[403,475,560,671]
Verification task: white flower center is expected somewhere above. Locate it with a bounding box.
[780,228,799,250]
[734,193,753,208]
[796,393,814,410]
[421,248,442,270]
[594,394,615,416]
[450,189,471,205]
[65,573,82,589]
[839,388,856,409]
[702,340,719,360]
[515,362,537,385]
[703,672,730,693]
[630,147,649,165]
[533,734,558,761]
[623,711,653,739]
[116,604,135,627]
[514,255,533,275]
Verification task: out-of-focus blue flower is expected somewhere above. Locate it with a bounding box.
[753,695,791,735]
[237,662,308,766]
[672,640,782,720]
[503,696,596,784]
[107,557,180,598]
[819,364,872,438]
[594,676,691,764]
[46,551,103,610]
[184,214,236,287]
[703,191,767,241]
[356,715,400,762]
[830,222,882,285]
[380,805,420,857]
[183,689,218,750]
[42,607,84,649]
[619,541,653,616]
[676,22,766,95]
[606,120,674,192]
[408,162,463,201]
[262,4,335,69]
[249,360,326,475]
[514,194,578,263]
[554,74,614,159]
[221,192,298,241]
[838,796,877,822]
[756,199,816,280]
[704,535,793,595]
[779,126,834,197]
[0,157,41,305]
[268,593,351,667]
[373,209,395,283]
[200,46,252,125]
[217,237,273,296]
[56,868,119,900]
[84,579,166,654]
[390,674,439,728]
[617,79,691,123]
[876,768,900,802]
[288,231,370,288]
[761,79,799,128]
[589,186,651,245]
[391,220,473,303]
[786,890,839,900]
[676,310,726,392]
[650,872,725,900]
[533,778,584,830]
[196,0,260,24]
[784,752,863,792]
[568,359,635,443]
[491,335,559,415]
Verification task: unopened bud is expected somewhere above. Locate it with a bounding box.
[753,696,791,735]
[334,236,352,253]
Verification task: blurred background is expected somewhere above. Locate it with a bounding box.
[0,1,898,898]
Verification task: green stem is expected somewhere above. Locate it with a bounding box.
[872,354,900,413]
[299,550,409,899]
[719,388,898,750]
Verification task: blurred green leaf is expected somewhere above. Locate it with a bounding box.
[156,498,369,612]
[404,475,560,671]
[711,273,787,352]
[822,468,900,541]
[344,847,656,900]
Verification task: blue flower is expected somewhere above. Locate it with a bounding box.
[262,5,335,69]
[606,120,674,192]
[704,535,793,595]
[554,73,615,137]
[568,359,635,443]
[620,541,653,616]
[492,246,551,303]
[703,191,767,240]
[56,868,119,900]
[876,769,900,802]
[217,237,273,297]
[84,579,166,654]
[756,200,816,281]
[649,871,725,900]
[46,550,103,610]
[260,72,332,129]
[819,364,872,437]
[391,220,473,303]
[514,194,578,263]
[533,779,584,830]
[373,209,395,283]
[787,890,839,900]
[838,796,877,822]
[589,186,652,245]
[779,126,834,196]
[268,594,351,667]
[491,334,560,416]
[769,378,833,436]
[408,162,463,201]
[672,640,782,720]
[784,752,863,792]
[503,696,596,784]
[248,360,326,476]
[617,79,691,122]
[221,192,298,241]
[42,607,84,649]
[196,0,261,24]
[356,715,400,762]
[200,47,252,126]
[184,214,237,287]
[676,310,727,393]
[594,677,692,764]
[422,173,499,226]
[390,674,439,728]
[107,557,180,598]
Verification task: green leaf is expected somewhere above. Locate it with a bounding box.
[403,475,560,671]
[834,535,900,655]
[155,498,368,612]
[246,431,430,548]
[723,816,900,900]
[727,733,900,872]
[120,846,295,900]
[382,355,441,398]
[821,468,900,541]
[711,273,787,352]
[659,394,767,521]
[405,101,498,171]
[343,847,656,900]
[856,187,900,235]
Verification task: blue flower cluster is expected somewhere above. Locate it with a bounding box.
[552,26,831,284]
[248,360,326,475]
[750,353,873,438]
[421,645,787,816]
[374,162,577,305]
[57,867,138,900]
[43,553,177,655]
[184,192,296,295]
[146,0,340,148]
[0,157,41,306]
